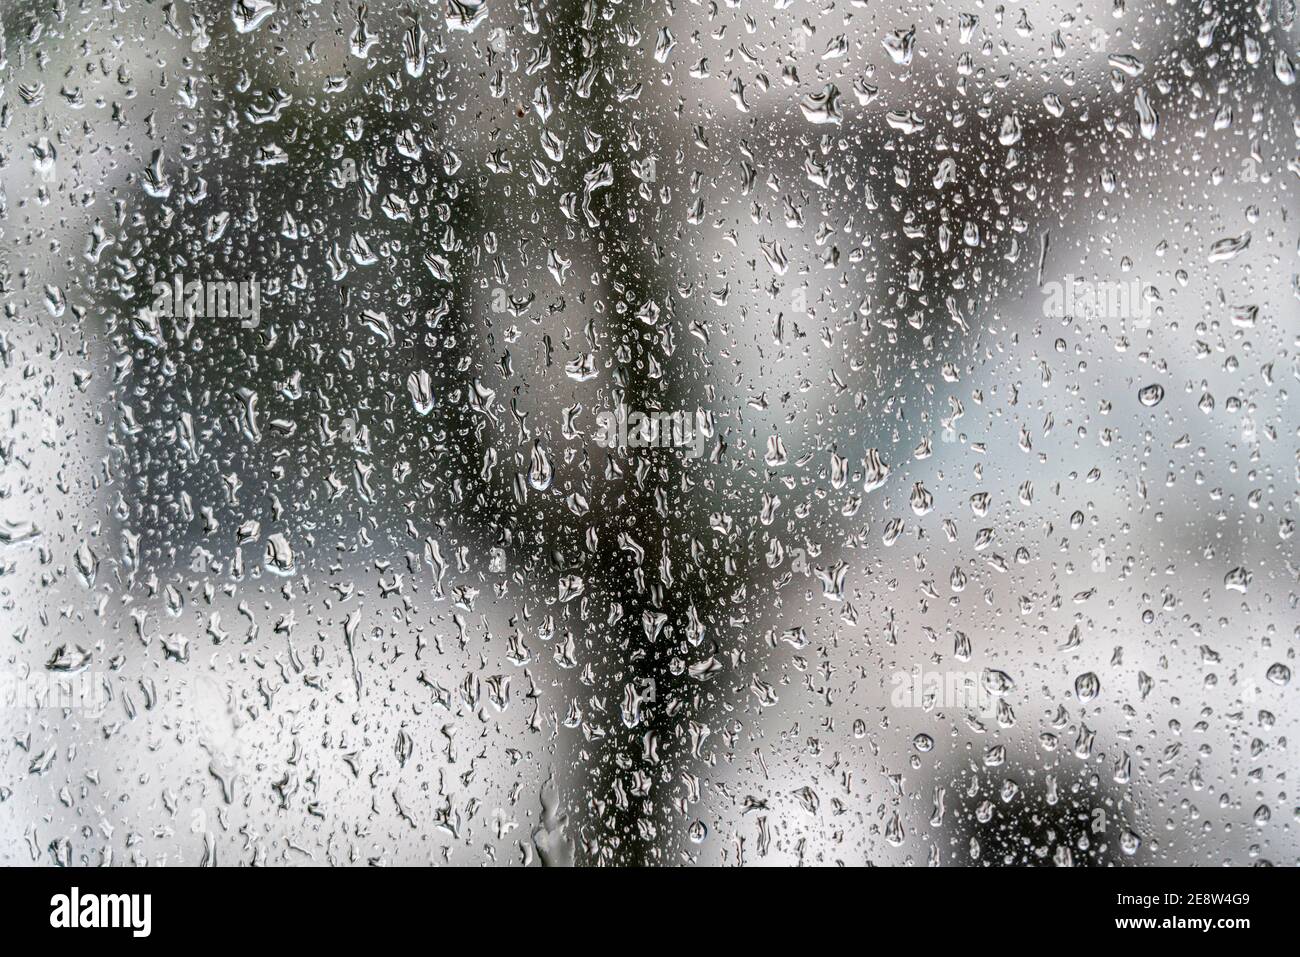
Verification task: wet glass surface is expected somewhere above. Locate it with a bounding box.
[0,0,1297,866]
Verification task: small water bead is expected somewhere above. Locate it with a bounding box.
[1138,384,1165,407]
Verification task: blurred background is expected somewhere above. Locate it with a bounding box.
[0,0,1296,865]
